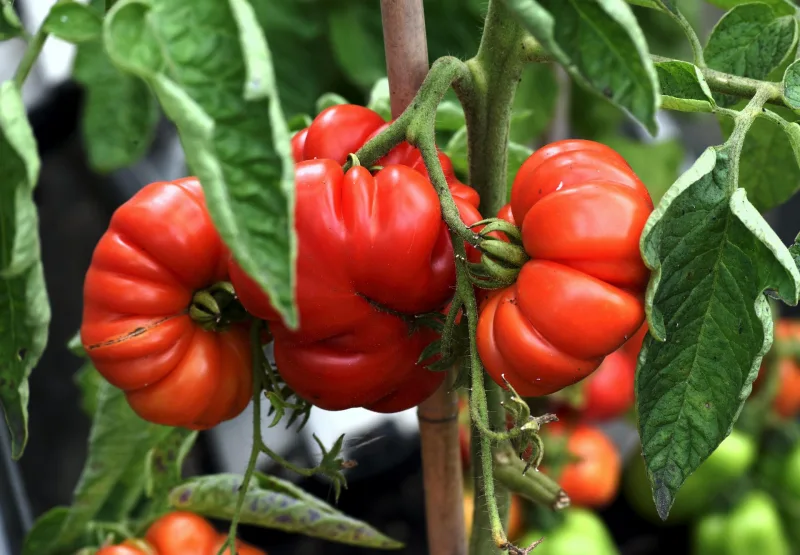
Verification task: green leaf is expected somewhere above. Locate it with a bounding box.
[705,3,798,107]
[0,0,22,40]
[599,135,685,204]
[74,362,102,417]
[67,330,84,356]
[510,63,558,144]
[367,77,391,121]
[719,108,800,212]
[436,101,466,133]
[44,1,102,43]
[315,92,349,115]
[656,60,716,113]
[286,113,311,132]
[145,428,197,513]
[445,126,468,181]
[59,381,173,544]
[505,0,660,135]
[22,508,73,555]
[782,60,800,110]
[706,0,796,16]
[103,0,298,328]
[0,82,50,460]
[169,473,403,549]
[637,146,800,520]
[328,1,385,90]
[72,40,159,173]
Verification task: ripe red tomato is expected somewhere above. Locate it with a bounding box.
[754,319,800,418]
[145,512,219,555]
[477,140,652,397]
[80,179,252,429]
[95,542,152,555]
[301,104,386,164]
[581,348,636,421]
[544,423,621,508]
[230,160,482,412]
[294,105,480,210]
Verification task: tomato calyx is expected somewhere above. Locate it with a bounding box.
[466,217,529,290]
[189,281,248,331]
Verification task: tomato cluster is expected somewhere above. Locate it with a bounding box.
[96,512,264,555]
[477,140,653,397]
[753,318,800,418]
[80,105,653,429]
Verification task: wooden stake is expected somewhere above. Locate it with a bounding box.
[379,2,467,554]
[380,0,430,119]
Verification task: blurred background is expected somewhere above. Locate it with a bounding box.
[2,1,800,554]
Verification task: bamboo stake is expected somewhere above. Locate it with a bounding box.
[379,2,467,554]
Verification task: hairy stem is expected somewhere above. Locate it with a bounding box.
[721,85,772,188]
[463,1,528,552]
[665,8,706,68]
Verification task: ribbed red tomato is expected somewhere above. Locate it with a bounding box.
[80,179,252,429]
[230,160,481,412]
[477,140,652,397]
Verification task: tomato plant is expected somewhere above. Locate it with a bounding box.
[4,0,800,554]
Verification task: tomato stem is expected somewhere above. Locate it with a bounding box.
[493,451,570,511]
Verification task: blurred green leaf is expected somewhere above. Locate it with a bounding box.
[74,362,102,417]
[599,135,685,204]
[367,78,391,121]
[506,0,660,135]
[0,82,50,460]
[510,64,557,144]
[445,126,468,182]
[316,92,349,114]
[436,101,466,133]
[0,0,23,40]
[72,40,159,173]
[328,1,385,90]
[44,1,102,43]
[170,473,403,549]
[145,428,197,514]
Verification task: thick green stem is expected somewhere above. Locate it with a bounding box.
[463,2,527,553]
[464,1,526,215]
[13,26,48,88]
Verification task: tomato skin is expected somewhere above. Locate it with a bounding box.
[210,535,266,555]
[290,128,308,163]
[478,140,651,397]
[229,160,485,412]
[545,423,621,508]
[95,545,150,555]
[301,105,385,164]
[80,178,252,429]
[145,512,219,555]
[581,349,636,421]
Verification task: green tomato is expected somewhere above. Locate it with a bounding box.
[725,491,789,555]
[623,430,756,524]
[691,513,728,555]
[519,509,617,555]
